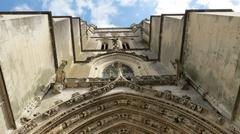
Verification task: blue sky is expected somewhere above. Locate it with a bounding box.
[1,0,240,27]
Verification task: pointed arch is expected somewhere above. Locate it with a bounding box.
[89,53,151,77]
[15,78,230,134]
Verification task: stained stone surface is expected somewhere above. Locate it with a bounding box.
[1,10,240,134]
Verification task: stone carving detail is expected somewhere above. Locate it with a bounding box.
[15,77,232,134]
[42,106,59,119]
[76,111,172,134]
[54,100,63,105]
[65,75,177,88]
[104,127,150,134]
[229,125,240,134]
[78,51,154,63]
[17,121,37,134]
[154,90,204,114]
[216,114,225,125]
[53,60,67,94]
[20,117,31,125]
[32,95,227,133]
[71,92,80,98]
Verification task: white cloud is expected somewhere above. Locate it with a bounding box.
[42,0,117,27]
[42,0,76,16]
[196,0,240,11]
[75,0,117,27]
[39,0,240,27]
[154,0,192,14]
[75,0,94,16]
[13,4,33,11]
[89,0,118,27]
[153,0,240,15]
[117,0,138,6]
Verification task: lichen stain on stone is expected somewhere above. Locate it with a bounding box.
[15,69,54,119]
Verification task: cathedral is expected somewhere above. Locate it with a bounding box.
[0,9,240,134]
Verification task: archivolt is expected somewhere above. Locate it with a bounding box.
[97,123,155,134]
[27,93,229,134]
[15,77,231,134]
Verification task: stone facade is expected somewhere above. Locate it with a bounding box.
[0,9,239,134]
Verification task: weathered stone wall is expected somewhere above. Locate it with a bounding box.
[0,92,9,133]
[81,22,89,50]
[160,16,184,71]
[142,21,150,43]
[183,12,240,119]
[0,14,55,122]
[72,18,81,61]
[150,16,161,55]
[53,18,74,74]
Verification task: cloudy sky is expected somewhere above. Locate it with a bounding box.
[1,0,240,27]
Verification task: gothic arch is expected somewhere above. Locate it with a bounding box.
[102,62,134,78]
[88,53,151,77]
[67,108,190,134]
[97,123,155,134]
[14,77,231,134]
[19,92,229,134]
[15,77,231,134]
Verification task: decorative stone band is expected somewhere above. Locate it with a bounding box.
[96,123,154,134]
[75,51,157,63]
[65,75,177,88]
[14,76,236,134]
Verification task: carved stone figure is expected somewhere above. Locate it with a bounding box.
[175,59,184,79]
[53,60,67,94]
[20,117,31,125]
